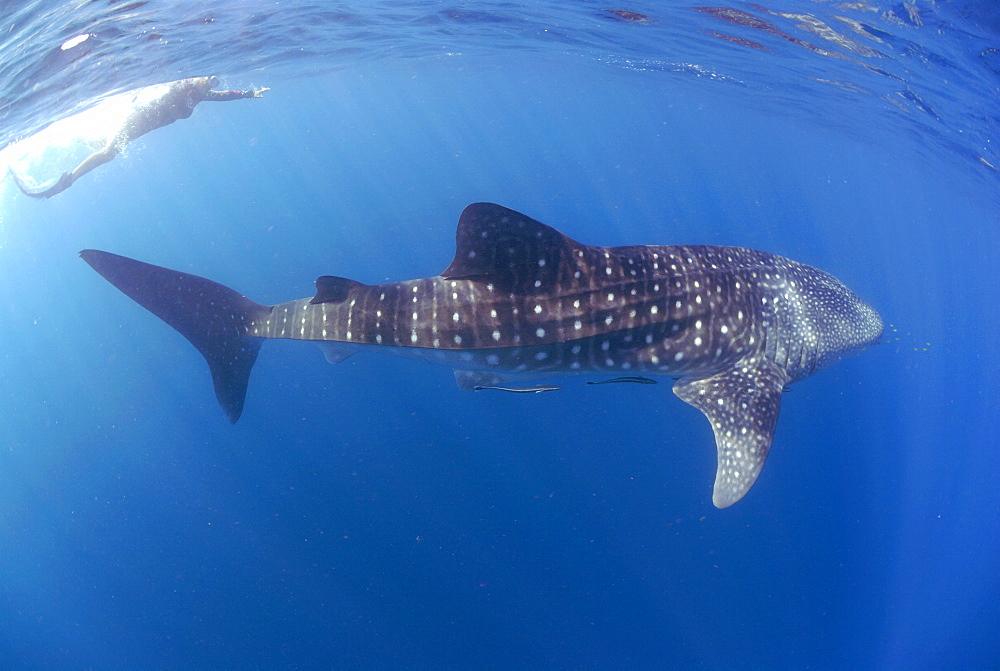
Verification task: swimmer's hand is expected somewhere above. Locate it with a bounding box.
[251,87,270,98]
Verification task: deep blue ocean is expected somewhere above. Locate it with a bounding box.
[1,1,998,668]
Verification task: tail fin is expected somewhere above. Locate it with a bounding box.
[80,250,272,423]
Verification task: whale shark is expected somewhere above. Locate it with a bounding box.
[81,202,883,507]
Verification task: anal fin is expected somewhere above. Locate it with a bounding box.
[315,342,357,365]
[673,357,789,508]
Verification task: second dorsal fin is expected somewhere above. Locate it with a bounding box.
[310,275,366,304]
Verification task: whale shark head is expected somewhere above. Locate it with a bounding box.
[794,268,883,377]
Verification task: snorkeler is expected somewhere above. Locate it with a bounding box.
[10,76,268,198]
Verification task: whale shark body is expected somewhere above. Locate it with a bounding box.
[82,203,882,507]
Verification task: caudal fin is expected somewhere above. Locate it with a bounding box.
[81,250,272,423]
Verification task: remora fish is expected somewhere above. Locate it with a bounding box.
[587,376,657,385]
[473,384,562,393]
[81,202,882,507]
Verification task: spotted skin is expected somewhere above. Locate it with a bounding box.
[81,202,883,507]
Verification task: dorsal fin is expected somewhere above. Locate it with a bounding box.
[441,202,582,294]
[311,276,365,304]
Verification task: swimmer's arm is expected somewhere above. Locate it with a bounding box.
[203,87,269,101]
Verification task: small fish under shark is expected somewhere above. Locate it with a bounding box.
[81,202,883,507]
[474,384,562,393]
[587,376,658,385]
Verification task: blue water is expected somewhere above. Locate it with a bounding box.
[1,1,998,668]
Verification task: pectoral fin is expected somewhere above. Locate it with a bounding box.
[673,357,789,508]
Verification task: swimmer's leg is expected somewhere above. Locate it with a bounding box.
[9,169,74,199]
[12,141,121,198]
[67,142,120,183]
